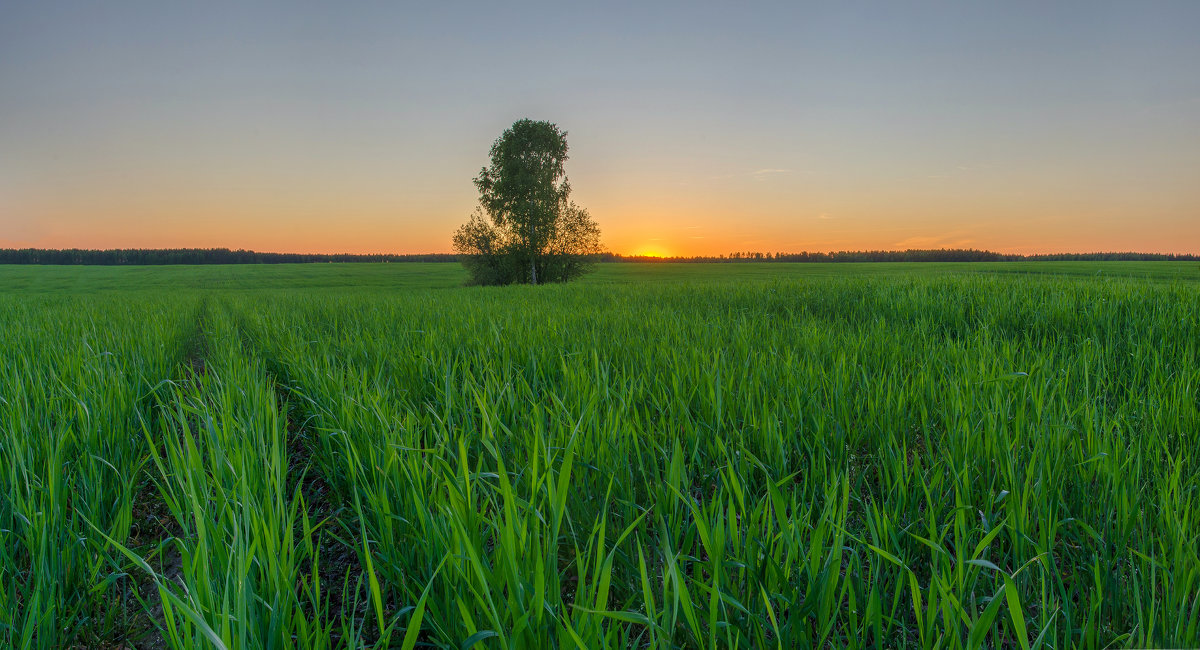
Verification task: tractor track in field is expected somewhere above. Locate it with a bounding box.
[117,299,210,650]
[112,301,391,648]
[227,305,383,646]
[277,386,380,646]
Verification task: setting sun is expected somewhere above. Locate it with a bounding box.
[632,246,670,258]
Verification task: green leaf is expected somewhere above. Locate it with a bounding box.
[967,589,1007,650]
[1003,574,1031,650]
[965,558,1002,573]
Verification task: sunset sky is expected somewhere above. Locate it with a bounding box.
[2,2,1198,256]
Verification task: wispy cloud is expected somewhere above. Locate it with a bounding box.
[891,235,943,249]
[752,168,793,182]
[925,162,991,180]
[817,213,834,220]
[710,168,802,181]
[891,231,975,250]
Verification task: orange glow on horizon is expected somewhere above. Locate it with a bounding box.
[5,213,1200,258]
[6,127,1197,258]
[630,245,671,258]
[5,188,1199,258]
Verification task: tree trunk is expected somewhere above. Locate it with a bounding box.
[528,199,538,285]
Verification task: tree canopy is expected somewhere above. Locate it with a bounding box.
[453,119,602,285]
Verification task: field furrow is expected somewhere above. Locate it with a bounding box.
[119,303,338,648]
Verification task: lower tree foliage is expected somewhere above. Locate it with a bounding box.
[454,204,601,286]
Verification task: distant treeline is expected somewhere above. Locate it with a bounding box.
[0,248,458,265]
[0,247,1196,265]
[607,249,1200,263]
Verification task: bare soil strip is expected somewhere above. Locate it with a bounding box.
[115,301,208,650]
[232,304,379,645]
[276,378,381,646]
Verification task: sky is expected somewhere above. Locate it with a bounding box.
[2,1,1198,256]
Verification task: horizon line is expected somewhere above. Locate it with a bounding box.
[2,246,1199,259]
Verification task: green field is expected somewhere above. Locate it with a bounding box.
[1,260,1199,293]
[1,263,1198,649]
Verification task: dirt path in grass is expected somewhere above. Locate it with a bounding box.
[276,384,378,645]
[114,301,386,648]
[116,299,209,650]
[228,304,379,646]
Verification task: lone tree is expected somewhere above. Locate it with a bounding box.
[453,119,601,285]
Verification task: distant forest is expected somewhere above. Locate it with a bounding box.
[0,248,458,265]
[0,247,1196,265]
[610,250,1200,263]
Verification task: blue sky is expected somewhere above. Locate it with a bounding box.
[2,1,1197,254]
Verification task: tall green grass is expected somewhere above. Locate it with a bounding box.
[110,306,337,648]
[2,268,1197,648]
[237,274,1199,648]
[0,296,188,647]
